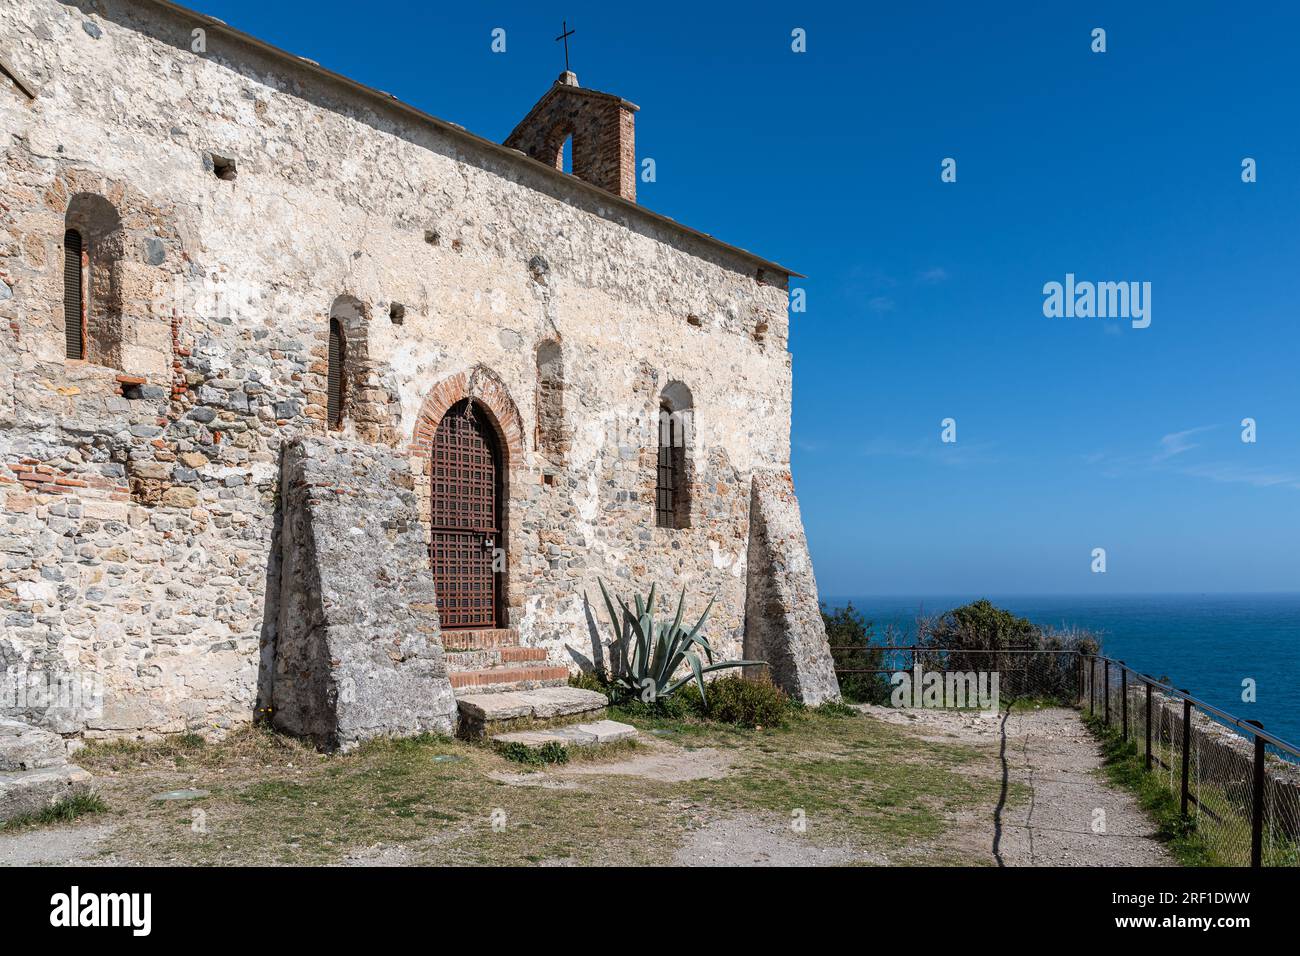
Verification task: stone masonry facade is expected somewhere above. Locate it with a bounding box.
[0,0,838,741]
[271,438,457,751]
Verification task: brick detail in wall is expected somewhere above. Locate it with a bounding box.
[441,628,521,651]
[504,73,639,202]
[6,459,129,500]
[409,366,527,468]
[448,665,569,689]
[499,647,548,664]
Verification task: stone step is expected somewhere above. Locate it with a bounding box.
[443,646,549,672]
[456,686,609,740]
[0,765,94,823]
[493,719,638,752]
[0,719,67,772]
[448,665,569,692]
[442,628,520,652]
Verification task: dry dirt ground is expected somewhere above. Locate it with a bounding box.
[859,704,1173,866]
[0,705,1172,867]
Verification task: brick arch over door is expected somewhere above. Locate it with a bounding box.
[409,366,527,467]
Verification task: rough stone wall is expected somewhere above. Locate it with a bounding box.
[0,0,802,738]
[743,471,840,705]
[271,438,456,751]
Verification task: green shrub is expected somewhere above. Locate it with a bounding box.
[691,675,790,728]
[567,671,608,694]
[822,603,891,704]
[613,676,791,728]
[615,690,695,720]
[917,600,1102,704]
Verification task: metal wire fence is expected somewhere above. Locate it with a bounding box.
[1082,655,1300,867]
[833,645,1300,866]
[832,645,1085,706]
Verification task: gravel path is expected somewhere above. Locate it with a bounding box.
[858,705,1175,866]
[0,823,120,866]
[672,815,887,867]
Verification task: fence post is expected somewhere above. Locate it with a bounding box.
[1104,660,1110,726]
[1180,694,1192,819]
[1121,664,1128,740]
[1144,679,1152,771]
[1089,657,1096,716]
[1248,720,1265,868]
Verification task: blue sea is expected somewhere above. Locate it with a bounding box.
[826,594,1300,747]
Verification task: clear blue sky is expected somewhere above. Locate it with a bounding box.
[192,0,1300,595]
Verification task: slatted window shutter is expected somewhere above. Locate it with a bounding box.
[327,319,344,428]
[63,230,84,360]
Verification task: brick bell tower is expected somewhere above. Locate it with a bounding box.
[504,71,639,202]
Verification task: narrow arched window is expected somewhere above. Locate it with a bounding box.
[327,317,345,429]
[655,401,679,528]
[63,229,85,360]
[655,382,693,529]
[64,194,124,367]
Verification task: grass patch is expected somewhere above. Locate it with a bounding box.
[678,709,1018,856]
[0,792,108,832]
[815,700,861,719]
[496,740,570,766]
[1083,715,1212,866]
[79,724,313,773]
[492,738,640,767]
[41,706,1017,866]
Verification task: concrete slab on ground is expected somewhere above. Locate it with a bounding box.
[493,719,638,750]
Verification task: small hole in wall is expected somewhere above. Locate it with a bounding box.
[117,375,146,399]
[211,154,238,181]
[753,320,768,344]
[686,314,702,328]
[389,302,406,324]
[424,228,440,245]
[542,473,556,487]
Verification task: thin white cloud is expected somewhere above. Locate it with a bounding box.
[1153,425,1217,462]
[1180,462,1300,490]
[1085,425,1300,491]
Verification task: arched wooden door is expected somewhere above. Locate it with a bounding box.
[429,399,501,629]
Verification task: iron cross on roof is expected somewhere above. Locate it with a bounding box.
[555,20,576,73]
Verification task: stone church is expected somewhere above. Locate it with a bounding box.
[0,0,838,752]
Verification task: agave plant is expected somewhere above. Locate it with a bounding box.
[592,580,763,705]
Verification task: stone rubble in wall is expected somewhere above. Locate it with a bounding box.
[0,0,814,742]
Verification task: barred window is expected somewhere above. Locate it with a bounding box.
[655,381,693,529]
[655,403,679,528]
